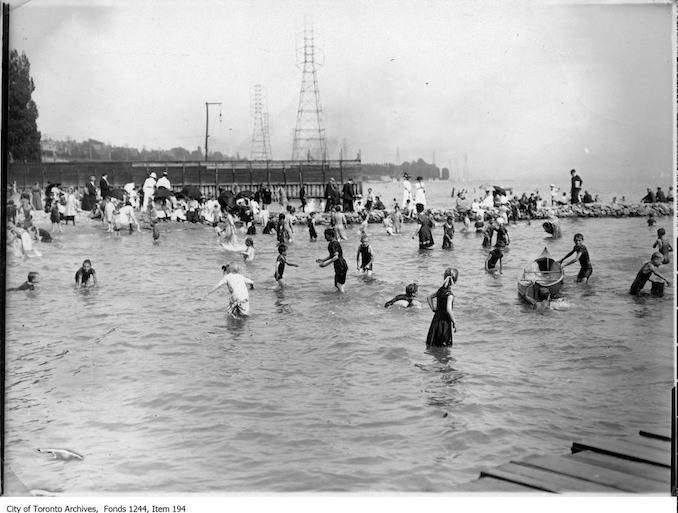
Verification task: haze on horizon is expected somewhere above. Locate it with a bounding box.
[8,0,674,186]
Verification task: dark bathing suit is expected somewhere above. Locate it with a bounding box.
[629,263,663,297]
[574,245,592,282]
[75,268,96,286]
[426,286,454,347]
[328,240,348,285]
[275,255,286,280]
[487,248,502,270]
[358,244,372,270]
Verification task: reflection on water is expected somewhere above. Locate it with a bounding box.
[4,214,673,493]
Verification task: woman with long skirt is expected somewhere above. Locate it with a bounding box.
[426,268,458,347]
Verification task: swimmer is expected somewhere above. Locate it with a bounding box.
[356,233,374,277]
[307,211,318,241]
[8,271,40,291]
[523,285,551,311]
[242,237,254,262]
[207,263,255,318]
[317,228,348,293]
[559,233,592,283]
[652,227,672,264]
[274,243,298,288]
[485,244,504,274]
[629,252,671,297]
[384,283,421,308]
[442,216,455,249]
[75,259,97,288]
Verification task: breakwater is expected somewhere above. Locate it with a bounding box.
[290,201,674,225]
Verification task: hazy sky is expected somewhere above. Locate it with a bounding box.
[8,0,674,183]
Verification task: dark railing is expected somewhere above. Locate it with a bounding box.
[8,159,363,199]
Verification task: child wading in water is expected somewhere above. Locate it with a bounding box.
[207,263,255,318]
[274,243,298,288]
[356,234,374,277]
[442,216,455,249]
[629,252,671,297]
[652,228,672,264]
[307,212,318,241]
[8,271,40,291]
[75,259,97,288]
[242,237,254,262]
[317,228,348,293]
[559,233,592,283]
[384,283,420,308]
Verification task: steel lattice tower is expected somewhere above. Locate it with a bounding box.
[250,84,272,160]
[291,17,327,161]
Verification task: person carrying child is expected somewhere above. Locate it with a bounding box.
[356,234,374,277]
[8,271,40,291]
[274,243,298,288]
[629,252,671,297]
[559,233,592,283]
[317,228,348,293]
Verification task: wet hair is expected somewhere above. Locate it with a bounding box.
[278,213,285,221]
[416,203,424,214]
[334,205,342,212]
[360,234,368,243]
[573,233,584,241]
[323,228,335,240]
[278,244,287,254]
[27,271,40,283]
[651,252,663,262]
[245,237,254,247]
[82,259,92,266]
[221,264,231,273]
[405,283,418,296]
[657,228,665,237]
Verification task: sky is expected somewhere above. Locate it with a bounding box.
[7,0,675,185]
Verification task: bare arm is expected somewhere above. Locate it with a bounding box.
[559,248,576,263]
[446,294,455,332]
[207,276,228,295]
[426,292,436,312]
[650,266,671,284]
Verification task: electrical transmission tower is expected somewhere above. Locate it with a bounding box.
[250,84,272,160]
[291,17,327,161]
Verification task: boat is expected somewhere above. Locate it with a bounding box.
[517,247,564,305]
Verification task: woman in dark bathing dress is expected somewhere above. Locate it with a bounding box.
[426,268,458,347]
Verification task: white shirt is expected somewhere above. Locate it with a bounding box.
[156,176,171,189]
[216,273,253,303]
[414,182,426,207]
[142,177,156,191]
[118,204,135,224]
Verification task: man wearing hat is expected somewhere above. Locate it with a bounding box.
[142,171,157,210]
[156,170,171,190]
[342,178,355,212]
[324,177,339,213]
[99,173,111,200]
[83,175,97,211]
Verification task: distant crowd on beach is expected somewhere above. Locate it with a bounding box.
[7,166,674,347]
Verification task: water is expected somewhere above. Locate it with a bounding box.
[5,183,673,494]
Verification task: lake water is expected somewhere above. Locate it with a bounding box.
[4,180,674,494]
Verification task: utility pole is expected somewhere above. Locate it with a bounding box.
[204,101,222,161]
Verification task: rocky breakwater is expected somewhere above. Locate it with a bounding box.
[290,202,674,226]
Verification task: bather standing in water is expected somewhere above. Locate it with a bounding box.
[207,263,255,318]
[425,268,457,347]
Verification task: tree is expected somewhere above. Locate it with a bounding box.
[8,50,41,162]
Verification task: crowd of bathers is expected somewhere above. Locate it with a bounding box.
[6,173,674,346]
